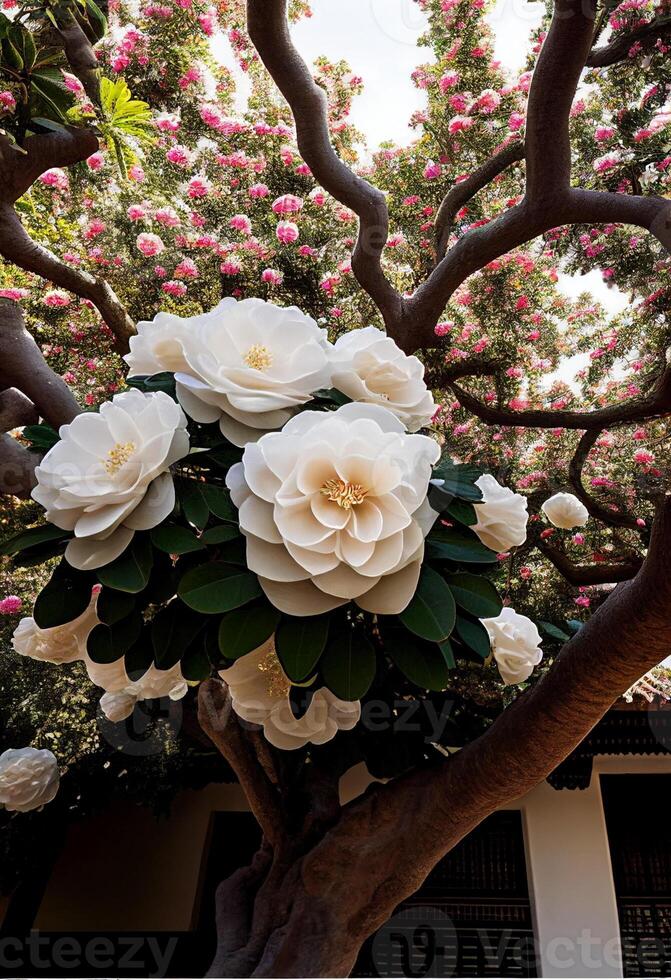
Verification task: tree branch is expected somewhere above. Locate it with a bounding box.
[568,428,641,530]
[198,679,287,849]
[586,15,671,68]
[537,538,642,585]
[434,141,525,260]
[245,0,403,332]
[54,9,101,105]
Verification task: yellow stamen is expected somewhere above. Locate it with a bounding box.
[244,344,273,371]
[320,478,368,510]
[104,441,136,475]
[258,645,291,699]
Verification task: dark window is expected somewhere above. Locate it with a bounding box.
[602,774,671,978]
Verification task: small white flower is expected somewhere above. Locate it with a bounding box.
[220,637,360,750]
[472,475,528,552]
[482,608,543,685]
[329,326,436,431]
[12,593,188,714]
[0,747,60,812]
[226,402,441,616]
[124,298,332,447]
[542,492,589,529]
[32,389,189,570]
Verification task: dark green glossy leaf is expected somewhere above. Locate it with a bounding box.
[399,566,456,642]
[178,561,261,614]
[152,600,204,669]
[181,641,211,681]
[426,525,498,564]
[446,499,477,527]
[382,624,450,691]
[538,620,571,642]
[126,372,176,397]
[320,629,375,700]
[202,485,238,523]
[175,478,209,530]
[22,423,59,451]
[150,524,205,555]
[97,588,135,626]
[445,572,502,618]
[439,638,456,669]
[275,614,330,683]
[33,565,93,628]
[201,524,240,546]
[455,615,491,659]
[0,523,68,557]
[218,601,280,660]
[87,611,143,664]
[432,458,484,501]
[97,534,153,594]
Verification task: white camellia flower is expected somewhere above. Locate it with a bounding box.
[471,474,528,553]
[481,607,543,685]
[226,402,441,616]
[32,389,189,571]
[0,747,60,812]
[542,492,589,529]
[220,637,361,750]
[329,326,436,431]
[124,298,332,447]
[12,591,188,720]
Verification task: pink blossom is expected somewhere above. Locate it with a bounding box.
[634,449,655,465]
[136,232,165,257]
[439,70,460,92]
[162,280,187,297]
[573,533,585,545]
[0,288,29,301]
[508,111,525,131]
[39,168,69,190]
[299,245,318,258]
[155,112,180,132]
[174,258,198,279]
[593,151,621,174]
[44,290,71,307]
[424,161,442,180]
[187,176,211,198]
[61,72,84,96]
[0,596,22,615]
[276,221,299,244]
[309,188,327,206]
[111,54,130,72]
[155,207,181,228]
[166,145,191,167]
[272,194,304,214]
[0,90,16,113]
[434,322,453,337]
[230,214,252,235]
[474,88,501,114]
[515,296,529,311]
[261,268,283,285]
[127,204,147,221]
[86,152,104,171]
[129,164,145,182]
[448,115,473,134]
[220,258,242,275]
[575,596,591,608]
[198,11,216,34]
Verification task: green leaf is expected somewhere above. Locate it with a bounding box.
[87,612,142,664]
[382,625,450,691]
[446,499,477,527]
[0,523,68,557]
[538,620,571,642]
[201,524,240,546]
[29,117,69,133]
[22,424,59,451]
[181,641,211,681]
[432,458,484,502]
[439,638,456,669]
[275,614,330,683]
[178,561,261,614]
[150,524,205,555]
[455,615,491,659]
[445,572,502,619]
[202,485,238,523]
[320,629,375,700]
[97,535,153,594]
[126,373,176,397]
[33,565,93,628]
[97,588,135,626]
[152,600,204,669]
[426,525,498,564]
[176,478,209,530]
[85,0,108,39]
[399,566,456,642]
[566,619,583,634]
[218,601,280,660]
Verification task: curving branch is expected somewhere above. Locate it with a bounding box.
[448,362,671,431]
[568,428,641,531]
[246,0,403,332]
[536,539,643,586]
[198,678,287,849]
[586,15,671,68]
[54,9,101,105]
[434,141,525,260]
